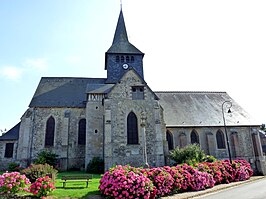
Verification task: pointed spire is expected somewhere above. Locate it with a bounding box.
[106,9,143,55]
[112,9,128,44]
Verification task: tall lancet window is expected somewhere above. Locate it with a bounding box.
[166,130,174,150]
[216,130,226,149]
[45,116,55,147]
[127,112,138,144]
[191,130,199,145]
[78,119,86,145]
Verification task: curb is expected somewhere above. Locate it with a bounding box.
[163,176,265,199]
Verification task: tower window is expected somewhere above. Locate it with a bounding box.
[78,119,86,145]
[132,86,144,100]
[116,55,120,63]
[127,112,138,144]
[131,56,134,62]
[121,56,125,62]
[126,56,130,62]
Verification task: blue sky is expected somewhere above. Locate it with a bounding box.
[0,0,266,132]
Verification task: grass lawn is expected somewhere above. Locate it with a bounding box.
[51,171,102,198]
[1,171,102,198]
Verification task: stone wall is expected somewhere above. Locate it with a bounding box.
[103,70,166,170]
[0,140,18,170]
[167,126,261,171]
[17,107,86,170]
[85,94,104,167]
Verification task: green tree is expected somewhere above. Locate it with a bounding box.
[34,150,58,168]
[169,144,216,165]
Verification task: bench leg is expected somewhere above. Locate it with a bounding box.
[86,181,88,188]
[63,181,66,188]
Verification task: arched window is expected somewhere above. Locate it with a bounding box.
[131,56,134,62]
[216,130,226,149]
[115,55,120,63]
[78,119,86,145]
[166,130,174,150]
[121,56,125,63]
[191,130,199,144]
[127,112,138,144]
[45,116,55,147]
[126,56,130,62]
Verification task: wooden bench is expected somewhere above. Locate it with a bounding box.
[61,174,93,188]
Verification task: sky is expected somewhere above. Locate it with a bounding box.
[0,0,265,133]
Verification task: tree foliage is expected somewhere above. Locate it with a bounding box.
[34,150,58,168]
[86,157,104,174]
[169,144,216,165]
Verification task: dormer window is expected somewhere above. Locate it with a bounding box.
[132,86,144,100]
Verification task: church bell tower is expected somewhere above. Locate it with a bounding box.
[105,10,144,83]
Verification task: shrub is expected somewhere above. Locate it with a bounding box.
[99,165,155,199]
[21,163,58,183]
[162,166,182,193]
[86,157,104,174]
[99,159,253,198]
[7,162,22,172]
[0,172,30,194]
[180,164,215,191]
[143,167,174,197]
[195,162,224,185]
[203,155,217,163]
[169,144,206,165]
[34,150,58,168]
[29,176,56,197]
[233,159,253,181]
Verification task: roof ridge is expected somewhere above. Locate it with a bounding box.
[155,91,227,94]
[41,77,106,80]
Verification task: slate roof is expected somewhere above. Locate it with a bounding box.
[106,10,143,55]
[0,122,20,141]
[86,84,115,94]
[155,91,260,127]
[29,77,106,108]
[105,10,143,69]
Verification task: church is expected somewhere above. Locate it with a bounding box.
[1,10,265,174]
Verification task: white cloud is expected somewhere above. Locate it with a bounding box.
[24,58,48,71]
[0,58,49,81]
[0,66,23,80]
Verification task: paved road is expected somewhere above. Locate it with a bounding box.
[194,178,266,199]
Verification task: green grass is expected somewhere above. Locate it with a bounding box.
[51,171,102,198]
[2,171,102,198]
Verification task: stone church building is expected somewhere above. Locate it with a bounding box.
[1,10,265,174]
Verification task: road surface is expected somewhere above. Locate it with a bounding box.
[194,178,266,199]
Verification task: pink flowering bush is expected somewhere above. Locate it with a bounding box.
[99,165,155,199]
[143,167,174,197]
[233,159,253,181]
[162,166,183,193]
[29,176,56,198]
[0,171,30,194]
[99,159,253,198]
[195,159,253,185]
[180,164,215,191]
[189,170,215,190]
